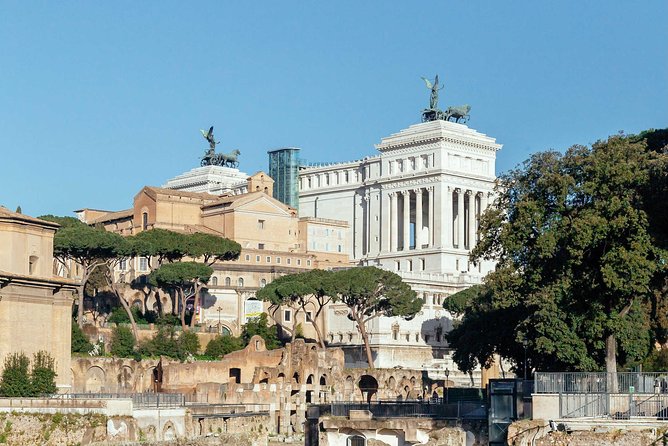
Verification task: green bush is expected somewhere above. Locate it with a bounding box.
[178,331,200,355]
[242,313,281,349]
[30,351,57,395]
[157,313,181,326]
[205,335,245,358]
[139,326,181,359]
[71,322,93,353]
[110,325,135,357]
[0,352,31,397]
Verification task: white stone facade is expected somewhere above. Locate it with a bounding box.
[162,165,249,195]
[298,120,501,372]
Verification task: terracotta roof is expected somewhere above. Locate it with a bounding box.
[143,186,221,201]
[90,209,134,224]
[203,191,295,212]
[0,206,60,228]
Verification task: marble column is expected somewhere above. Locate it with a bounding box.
[444,187,452,249]
[468,191,476,251]
[428,187,435,247]
[457,189,465,249]
[402,190,411,250]
[415,188,423,249]
[390,192,398,252]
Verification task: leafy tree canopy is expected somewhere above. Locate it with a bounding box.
[148,261,213,288]
[131,229,191,264]
[204,335,245,358]
[187,232,241,265]
[453,130,668,375]
[242,313,281,349]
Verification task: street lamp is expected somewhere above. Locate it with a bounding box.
[522,338,528,381]
[444,368,450,404]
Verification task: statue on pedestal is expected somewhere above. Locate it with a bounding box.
[199,126,241,168]
[420,75,471,124]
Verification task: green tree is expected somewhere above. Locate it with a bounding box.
[0,352,31,397]
[71,323,93,354]
[326,266,422,368]
[30,351,57,395]
[178,330,201,355]
[204,335,245,358]
[186,232,241,266]
[242,313,281,349]
[459,131,668,379]
[131,229,190,265]
[257,269,334,347]
[110,325,136,357]
[149,262,213,331]
[43,220,139,336]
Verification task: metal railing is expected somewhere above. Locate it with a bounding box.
[560,393,668,419]
[328,400,487,420]
[53,393,185,408]
[535,372,666,394]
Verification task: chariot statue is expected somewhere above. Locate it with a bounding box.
[199,126,241,168]
[420,75,472,124]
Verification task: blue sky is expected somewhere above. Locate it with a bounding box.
[1,1,666,217]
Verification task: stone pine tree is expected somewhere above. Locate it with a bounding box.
[149,262,213,331]
[326,267,422,368]
[455,131,668,380]
[256,269,334,347]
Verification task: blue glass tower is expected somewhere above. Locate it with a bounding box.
[267,147,301,209]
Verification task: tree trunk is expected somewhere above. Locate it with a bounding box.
[291,308,301,343]
[355,314,374,369]
[179,288,188,331]
[606,333,618,392]
[189,283,201,329]
[113,284,139,340]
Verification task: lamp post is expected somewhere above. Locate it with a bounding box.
[522,339,528,381]
[444,368,450,405]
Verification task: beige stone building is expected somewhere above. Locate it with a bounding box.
[75,172,351,340]
[0,207,77,391]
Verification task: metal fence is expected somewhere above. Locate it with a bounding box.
[535,372,666,394]
[328,400,487,420]
[560,393,668,419]
[53,393,185,408]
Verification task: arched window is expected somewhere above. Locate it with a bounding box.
[211,276,218,286]
[225,277,231,286]
[238,277,244,287]
[260,279,267,287]
[142,212,148,230]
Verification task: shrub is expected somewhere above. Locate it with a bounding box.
[110,326,135,357]
[205,335,245,358]
[157,313,181,326]
[139,326,181,359]
[30,351,57,395]
[0,352,31,397]
[242,313,281,349]
[71,322,93,353]
[178,331,200,355]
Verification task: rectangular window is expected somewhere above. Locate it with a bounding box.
[256,255,261,262]
[266,256,271,263]
[297,259,302,266]
[284,310,292,322]
[139,257,148,272]
[258,219,265,229]
[306,260,311,266]
[276,257,281,264]
[420,258,426,271]
[258,243,265,250]
[337,245,342,252]
[396,261,400,271]
[306,311,313,322]
[245,254,250,261]
[119,259,127,271]
[287,258,291,265]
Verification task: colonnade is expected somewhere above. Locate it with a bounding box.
[386,187,490,252]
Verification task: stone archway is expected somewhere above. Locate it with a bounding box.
[358,375,379,403]
[85,366,106,392]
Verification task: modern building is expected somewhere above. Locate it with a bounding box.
[297,119,502,373]
[0,207,77,391]
[268,147,301,209]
